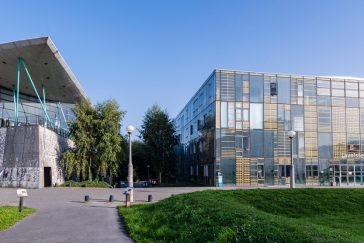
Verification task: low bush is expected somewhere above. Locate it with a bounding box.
[61,180,112,188]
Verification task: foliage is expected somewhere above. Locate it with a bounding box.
[119,189,364,243]
[61,99,125,182]
[139,105,178,183]
[130,141,149,181]
[61,180,111,188]
[0,206,36,231]
[95,100,124,178]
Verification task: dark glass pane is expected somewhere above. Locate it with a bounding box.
[251,130,264,157]
[318,133,332,159]
[250,75,264,102]
[221,158,236,184]
[235,74,243,101]
[264,159,274,185]
[264,131,274,158]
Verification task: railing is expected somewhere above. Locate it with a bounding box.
[0,117,69,138]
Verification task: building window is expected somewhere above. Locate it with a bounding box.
[221,102,227,128]
[318,133,332,159]
[228,102,235,128]
[190,125,193,135]
[317,80,330,96]
[235,74,243,101]
[270,83,277,96]
[250,75,264,102]
[250,103,263,129]
[291,105,304,131]
[251,130,264,157]
[277,77,290,104]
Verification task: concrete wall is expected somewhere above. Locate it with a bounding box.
[0,125,71,188]
[39,126,71,187]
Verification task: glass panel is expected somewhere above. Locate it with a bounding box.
[346,90,358,98]
[318,106,331,132]
[317,96,331,106]
[318,133,332,159]
[250,75,264,102]
[228,102,235,128]
[250,103,263,129]
[332,81,344,89]
[346,82,358,90]
[332,97,345,106]
[264,131,274,158]
[221,158,236,184]
[251,130,264,157]
[346,98,359,107]
[291,105,304,131]
[243,109,249,121]
[235,74,243,101]
[277,77,290,104]
[221,102,227,128]
[264,159,274,185]
[332,89,344,97]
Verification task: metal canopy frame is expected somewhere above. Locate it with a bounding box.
[13,57,69,131]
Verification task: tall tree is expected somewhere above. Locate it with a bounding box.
[62,99,126,182]
[96,100,124,179]
[140,105,178,183]
[64,100,97,181]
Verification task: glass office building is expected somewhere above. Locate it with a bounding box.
[175,69,364,187]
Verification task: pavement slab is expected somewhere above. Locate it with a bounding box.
[0,187,211,243]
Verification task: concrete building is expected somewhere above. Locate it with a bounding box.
[175,69,364,187]
[0,37,86,188]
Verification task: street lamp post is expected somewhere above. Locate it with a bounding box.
[288,130,296,189]
[127,125,135,202]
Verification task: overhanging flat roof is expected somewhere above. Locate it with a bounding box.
[0,37,86,103]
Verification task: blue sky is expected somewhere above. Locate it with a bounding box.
[1,1,364,135]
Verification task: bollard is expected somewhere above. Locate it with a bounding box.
[18,197,23,212]
[84,195,90,202]
[125,194,131,207]
[148,194,153,202]
[109,195,114,202]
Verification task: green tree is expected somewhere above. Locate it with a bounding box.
[140,105,178,183]
[96,100,125,180]
[131,141,149,181]
[63,100,97,181]
[62,99,126,183]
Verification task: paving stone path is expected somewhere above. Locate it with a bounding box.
[0,187,210,243]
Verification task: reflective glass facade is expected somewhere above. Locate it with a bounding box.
[175,70,364,186]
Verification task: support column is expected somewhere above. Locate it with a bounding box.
[15,58,21,125]
[20,58,52,125]
[42,85,46,112]
[57,102,69,130]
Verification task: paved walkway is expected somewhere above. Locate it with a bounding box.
[0,187,211,243]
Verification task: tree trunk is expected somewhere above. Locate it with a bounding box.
[158,171,162,184]
[88,158,92,181]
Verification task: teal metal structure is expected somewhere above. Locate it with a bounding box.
[57,102,69,130]
[14,58,53,127]
[15,59,21,125]
[42,85,46,112]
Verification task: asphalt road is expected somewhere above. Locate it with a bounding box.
[0,187,211,243]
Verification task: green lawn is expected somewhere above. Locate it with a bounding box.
[0,206,36,231]
[118,189,364,243]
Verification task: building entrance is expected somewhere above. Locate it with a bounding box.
[44,167,52,187]
[332,164,364,186]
